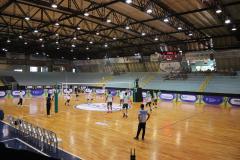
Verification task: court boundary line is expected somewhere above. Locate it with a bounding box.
[158,111,205,130]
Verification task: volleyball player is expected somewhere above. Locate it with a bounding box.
[119,90,124,108]
[153,91,158,108]
[65,94,71,106]
[122,92,131,118]
[106,91,113,113]
[17,90,23,107]
[87,91,93,104]
[146,91,152,111]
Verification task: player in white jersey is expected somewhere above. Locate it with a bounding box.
[153,91,158,108]
[146,91,152,111]
[87,91,93,104]
[122,92,131,118]
[65,94,71,106]
[106,91,113,113]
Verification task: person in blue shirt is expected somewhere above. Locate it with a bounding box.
[134,104,150,141]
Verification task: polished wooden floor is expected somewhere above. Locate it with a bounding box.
[1,95,240,160]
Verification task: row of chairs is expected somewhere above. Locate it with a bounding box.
[7,115,61,153]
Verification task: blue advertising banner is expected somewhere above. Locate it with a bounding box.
[180,94,198,103]
[109,89,117,96]
[159,93,175,101]
[0,91,6,98]
[228,98,240,107]
[11,90,26,97]
[203,96,223,105]
[30,89,44,96]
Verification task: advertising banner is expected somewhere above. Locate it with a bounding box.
[0,91,7,98]
[180,94,198,103]
[11,90,26,97]
[96,89,105,95]
[202,96,223,105]
[228,98,240,107]
[30,89,44,96]
[159,93,175,101]
[109,89,117,96]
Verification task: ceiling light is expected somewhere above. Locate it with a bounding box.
[225,18,231,24]
[141,32,146,36]
[61,56,64,59]
[55,33,59,36]
[178,27,182,30]
[36,52,39,55]
[188,32,193,36]
[146,9,152,14]
[87,57,90,60]
[55,22,59,26]
[163,18,169,23]
[25,17,30,21]
[39,38,43,41]
[89,41,93,44]
[41,44,44,48]
[77,27,81,30]
[154,37,158,41]
[96,32,100,35]
[113,37,116,40]
[125,26,130,30]
[51,4,57,8]
[7,39,11,43]
[46,54,49,57]
[56,41,59,44]
[24,42,28,45]
[73,57,76,60]
[84,12,89,16]
[86,47,89,50]
[70,49,74,52]
[73,37,77,40]
[232,26,237,31]
[106,19,111,23]
[57,47,59,50]
[71,44,76,47]
[126,0,132,4]
[19,35,23,39]
[104,44,108,47]
[34,29,38,33]
[216,9,222,14]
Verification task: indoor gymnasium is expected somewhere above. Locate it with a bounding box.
[0,0,240,160]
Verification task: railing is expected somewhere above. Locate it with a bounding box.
[7,115,61,154]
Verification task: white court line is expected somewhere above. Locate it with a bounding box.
[0,138,17,142]
[16,138,49,157]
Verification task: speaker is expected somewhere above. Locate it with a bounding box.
[210,53,214,60]
[133,88,143,102]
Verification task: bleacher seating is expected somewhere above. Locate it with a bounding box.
[0,71,239,94]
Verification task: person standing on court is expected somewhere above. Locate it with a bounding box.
[106,91,113,113]
[46,94,51,117]
[122,92,131,118]
[17,90,23,107]
[134,104,150,141]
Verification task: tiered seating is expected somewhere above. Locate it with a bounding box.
[205,75,240,94]
[144,73,205,92]
[7,115,61,153]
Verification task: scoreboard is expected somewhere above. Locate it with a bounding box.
[160,52,180,61]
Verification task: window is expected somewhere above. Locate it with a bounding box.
[30,66,38,72]
[72,68,76,73]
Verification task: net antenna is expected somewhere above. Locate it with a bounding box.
[60,82,133,95]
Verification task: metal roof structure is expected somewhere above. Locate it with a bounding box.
[0,0,240,59]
